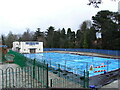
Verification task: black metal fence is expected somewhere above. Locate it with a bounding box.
[49,70,89,88]
[0,50,90,89]
[46,61,89,88]
[0,65,48,89]
[0,50,49,89]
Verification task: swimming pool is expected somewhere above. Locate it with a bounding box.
[24,52,119,77]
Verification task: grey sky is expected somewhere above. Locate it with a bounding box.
[0,0,119,35]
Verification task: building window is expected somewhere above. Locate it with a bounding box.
[26,42,39,45]
[26,42,29,45]
[36,42,39,44]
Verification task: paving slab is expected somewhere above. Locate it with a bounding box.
[101,79,119,88]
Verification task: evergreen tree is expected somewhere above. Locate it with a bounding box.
[53,30,61,48]
[46,26,55,48]
[66,28,72,48]
[70,31,75,48]
[92,10,120,50]
[76,30,82,48]
[80,21,89,48]
[60,28,68,48]
[1,35,5,45]
[5,31,18,48]
[88,27,97,48]
[20,28,33,41]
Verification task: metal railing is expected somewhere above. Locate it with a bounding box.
[27,57,90,88]
[1,50,49,89]
[0,66,48,89]
[1,50,90,89]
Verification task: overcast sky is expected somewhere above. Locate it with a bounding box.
[0,0,119,35]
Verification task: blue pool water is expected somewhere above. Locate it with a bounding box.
[24,52,119,77]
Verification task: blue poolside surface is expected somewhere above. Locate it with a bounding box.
[24,52,119,77]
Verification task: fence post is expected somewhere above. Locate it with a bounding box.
[83,70,85,88]
[86,62,88,73]
[50,59,51,68]
[46,64,49,88]
[86,71,89,88]
[50,79,52,87]
[33,58,36,79]
[65,60,67,70]
[44,60,46,64]
[58,64,60,77]
[1,69,4,88]
[107,60,109,72]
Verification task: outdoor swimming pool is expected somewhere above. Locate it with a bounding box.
[24,52,119,77]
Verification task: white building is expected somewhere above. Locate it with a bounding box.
[12,41,43,53]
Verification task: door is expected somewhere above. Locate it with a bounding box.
[30,48,36,53]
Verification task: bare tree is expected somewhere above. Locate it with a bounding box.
[88,0,118,8]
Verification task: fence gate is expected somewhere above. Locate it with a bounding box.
[0,65,48,89]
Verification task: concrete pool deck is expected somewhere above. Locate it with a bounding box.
[101,79,120,89]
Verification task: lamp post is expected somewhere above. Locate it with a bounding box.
[65,59,67,70]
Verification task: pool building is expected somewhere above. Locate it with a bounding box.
[12,41,43,53]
